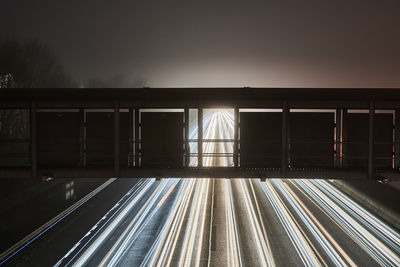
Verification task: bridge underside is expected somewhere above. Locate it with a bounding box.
[1,167,399,180]
[1,88,400,180]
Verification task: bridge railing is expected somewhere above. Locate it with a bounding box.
[1,87,400,179]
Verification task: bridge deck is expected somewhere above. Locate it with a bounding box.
[1,88,400,179]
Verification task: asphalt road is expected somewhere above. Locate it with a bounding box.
[2,177,399,266]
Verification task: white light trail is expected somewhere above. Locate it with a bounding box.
[225,179,243,267]
[54,178,144,267]
[189,109,234,167]
[98,180,170,267]
[178,179,210,266]
[294,179,400,266]
[261,180,322,266]
[312,180,400,254]
[104,179,182,267]
[239,179,275,266]
[147,179,197,266]
[271,180,356,266]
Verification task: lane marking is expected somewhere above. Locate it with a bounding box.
[150,179,196,267]
[0,178,116,265]
[245,179,275,266]
[278,180,356,266]
[56,179,149,266]
[262,180,321,266]
[207,178,215,266]
[296,179,400,266]
[157,184,176,207]
[96,179,163,267]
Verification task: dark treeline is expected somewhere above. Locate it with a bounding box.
[0,39,147,89]
[0,39,74,88]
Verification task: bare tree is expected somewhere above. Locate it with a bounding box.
[0,39,74,88]
[0,74,17,88]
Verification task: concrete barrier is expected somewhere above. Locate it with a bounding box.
[331,180,400,230]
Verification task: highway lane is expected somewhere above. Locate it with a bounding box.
[48,176,398,267]
[3,179,399,267]
[291,179,400,266]
[0,178,109,253]
[1,178,143,267]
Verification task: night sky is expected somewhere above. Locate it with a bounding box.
[1,0,400,87]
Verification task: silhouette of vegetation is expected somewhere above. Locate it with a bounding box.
[0,39,74,88]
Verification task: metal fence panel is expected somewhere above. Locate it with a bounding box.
[240,112,282,168]
[141,112,183,167]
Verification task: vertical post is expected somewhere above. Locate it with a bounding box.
[134,108,140,167]
[79,108,85,167]
[395,109,400,170]
[184,108,190,167]
[198,108,203,167]
[128,108,134,167]
[281,101,289,177]
[234,107,239,167]
[30,102,37,178]
[114,102,120,178]
[368,101,375,180]
[335,108,342,168]
[342,109,348,167]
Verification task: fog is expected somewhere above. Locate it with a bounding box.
[1,0,400,87]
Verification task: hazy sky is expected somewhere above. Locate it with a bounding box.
[1,0,400,87]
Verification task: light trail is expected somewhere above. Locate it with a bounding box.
[54,178,150,266]
[239,179,275,266]
[177,179,210,266]
[271,180,356,266]
[97,180,171,266]
[57,178,183,267]
[312,180,400,254]
[144,179,195,267]
[225,179,242,267]
[261,180,322,266]
[157,184,176,207]
[77,178,166,266]
[207,110,243,266]
[102,179,183,267]
[189,109,234,167]
[294,179,400,266]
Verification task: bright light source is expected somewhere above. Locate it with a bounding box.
[189,109,234,167]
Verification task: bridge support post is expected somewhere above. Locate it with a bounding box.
[128,108,134,167]
[79,108,85,167]
[198,108,203,167]
[135,108,140,167]
[114,102,120,178]
[281,101,289,177]
[336,108,342,168]
[30,102,37,178]
[234,107,239,167]
[185,108,190,167]
[395,109,400,170]
[368,101,375,180]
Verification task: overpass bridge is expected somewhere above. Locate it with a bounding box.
[1,88,400,180]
